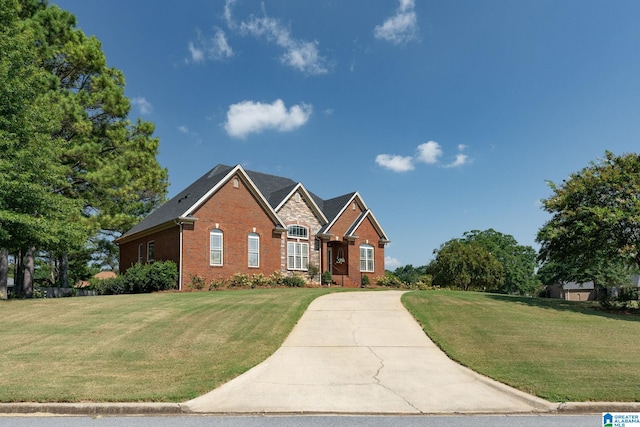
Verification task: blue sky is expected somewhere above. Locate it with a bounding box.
[52,0,640,269]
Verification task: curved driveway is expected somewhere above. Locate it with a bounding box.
[185,291,553,414]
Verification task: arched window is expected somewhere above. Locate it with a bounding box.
[210,229,223,266]
[287,225,309,271]
[287,225,308,239]
[248,233,259,267]
[360,244,374,272]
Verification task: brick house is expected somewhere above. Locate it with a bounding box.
[116,164,390,289]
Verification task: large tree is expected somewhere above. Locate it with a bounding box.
[462,229,539,295]
[13,0,168,287]
[537,151,640,287]
[429,239,504,291]
[0,0,86,297]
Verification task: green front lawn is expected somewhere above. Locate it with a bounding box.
[0,289,333,402]
[402,290,640,402]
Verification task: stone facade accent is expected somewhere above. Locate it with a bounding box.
[277,190,323,283]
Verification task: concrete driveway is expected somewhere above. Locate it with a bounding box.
[185,290,554,414]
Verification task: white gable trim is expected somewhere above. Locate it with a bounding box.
[345,209,390,243]
[324,192,367,233]
[275,182,328,224]
[181,165,285,227]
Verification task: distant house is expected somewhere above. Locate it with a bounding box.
[547,274,640,301]
[116,164,390,289]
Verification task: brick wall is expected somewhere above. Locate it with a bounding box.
[181,173,282,286]
[119,226,180,272]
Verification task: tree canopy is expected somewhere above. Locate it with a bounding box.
[1,0,168,295]
[537,151,640,286]
[429,239,504,291]
[462,229,539,294]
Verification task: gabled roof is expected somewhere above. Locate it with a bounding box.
[317,192,390,243]
[274,182,328,223]
[118,164,390,244]
[344,209,391,243]
[120,164,234,239]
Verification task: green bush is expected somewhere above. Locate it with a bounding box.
[122,261,178,293]
[307,263,319,281]
[91,276,127,295]
[361,274,370,287]
[282,274,306,287]
[321,271,332,285]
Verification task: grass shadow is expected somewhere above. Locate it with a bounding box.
[484,293,640,322]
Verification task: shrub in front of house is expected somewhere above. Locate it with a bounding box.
[375,272,403,288]
[282,274,306,287]
[91,261,178,294]
[227,273,251,288]
[122,261,178,293]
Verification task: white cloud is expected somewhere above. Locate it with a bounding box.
[187,28,233,63]
[224,99,312,139]
[131,97,152,115]
[178,125,189,134]
[445,144,471,167]
[376,140,471,172]
[447,153,470,168]
[375,154,415,172]
[223,0,237,28]
[385,256,403,269]
[416,141,443,164]
[238,15,330,75]
[374,0,420,45]
[187,42,205,64]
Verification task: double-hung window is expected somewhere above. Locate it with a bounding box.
[248,233,259,267]
[210,229,223,266]
[287,242,309,270]
[287,225,309,271]
[360,244,374,272]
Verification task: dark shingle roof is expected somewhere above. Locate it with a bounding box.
[120,164,357,240]
[121,164,234,238]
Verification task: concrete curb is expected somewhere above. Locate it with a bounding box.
[0,402,184,416]
[2,401,640,416]
[557,402,640,414]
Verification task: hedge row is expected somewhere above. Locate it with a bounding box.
[89,261,178,295]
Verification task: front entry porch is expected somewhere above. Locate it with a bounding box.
[325,241,360,287]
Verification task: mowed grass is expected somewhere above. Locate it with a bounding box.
[0,288,334,402]
[402,290,640,402]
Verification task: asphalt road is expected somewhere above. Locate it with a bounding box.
[0,415,601,427]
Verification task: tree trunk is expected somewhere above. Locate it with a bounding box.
[22,247,35,299]
[15,249,23,297]
[60,252,69,288]
[0,248,7,300]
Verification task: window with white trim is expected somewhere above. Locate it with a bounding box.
[360,244,374,272]
[287,242,309,270]
[287,225,308,239]
[248,233,259,267]
[210,229,223,266]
